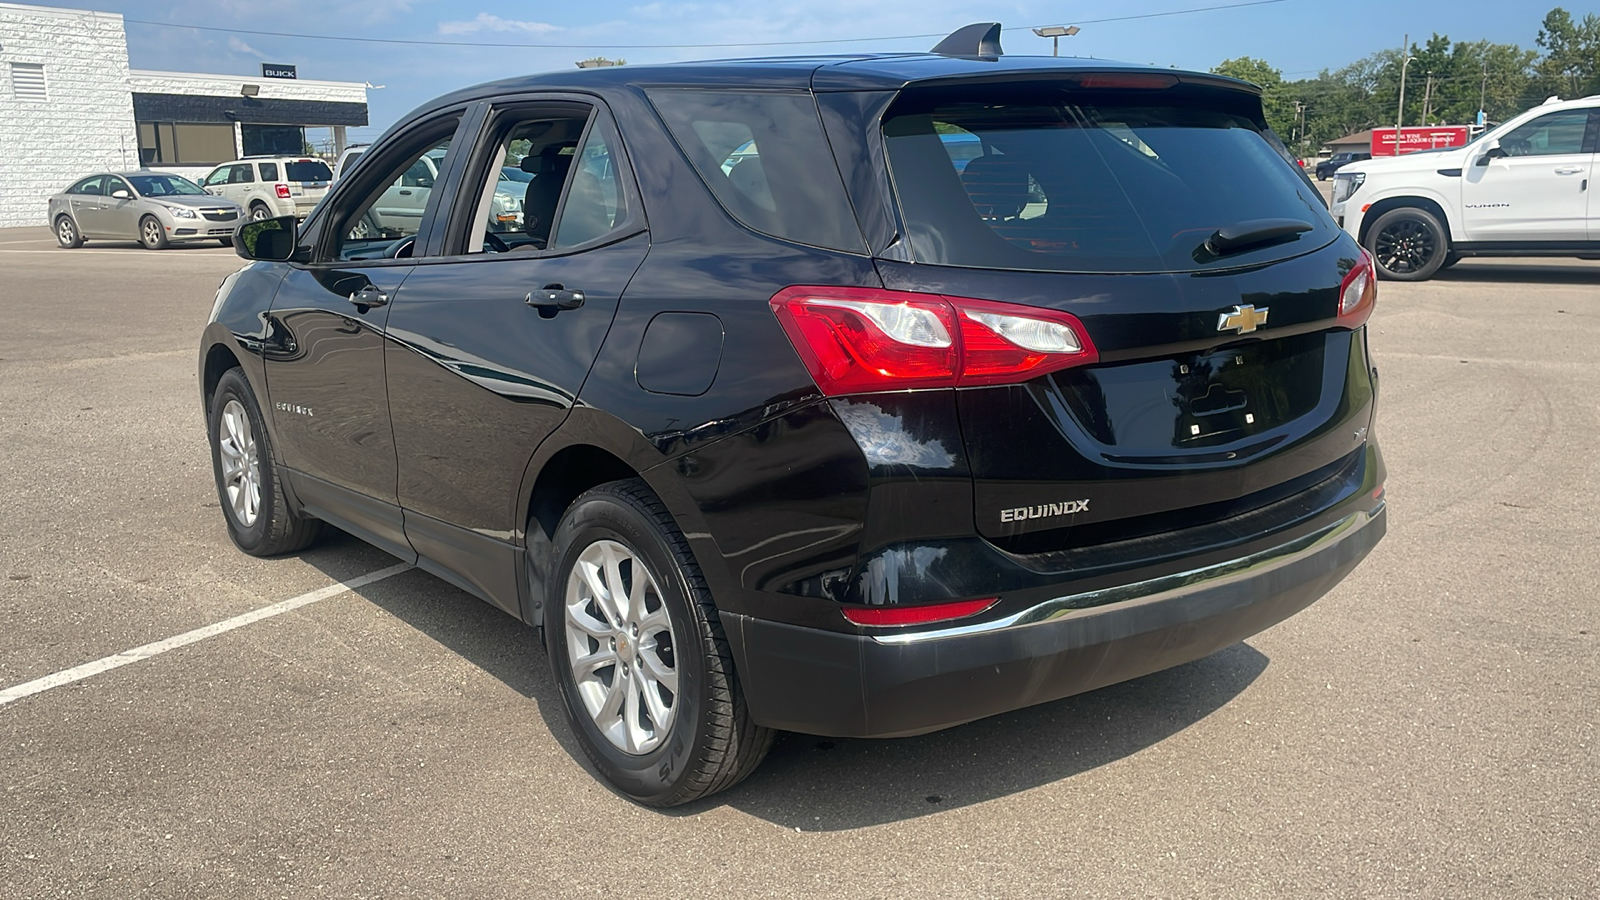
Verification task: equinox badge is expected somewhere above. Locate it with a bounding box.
[1218,304,1269,334]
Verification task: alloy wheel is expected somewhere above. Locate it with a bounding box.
[1373,218,1436,274]
[216,399,261,527]
[251,206,271,221]
[58,218,76,245]
[563,539,679,755]
[142,218,163,247]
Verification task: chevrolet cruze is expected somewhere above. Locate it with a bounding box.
[200,24,1386,806]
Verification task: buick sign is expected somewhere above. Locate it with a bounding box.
[262,63,297,79]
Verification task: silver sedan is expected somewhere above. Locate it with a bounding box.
[47,172,245,250]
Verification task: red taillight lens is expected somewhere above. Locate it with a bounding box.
[841,597,997,627]
[770,286,1098,395]
[1338,249,1378,328]
[275,183,291,199]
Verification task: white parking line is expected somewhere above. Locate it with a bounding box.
[0,563,412,708]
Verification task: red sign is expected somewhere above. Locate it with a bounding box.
[1370,126,1470,156]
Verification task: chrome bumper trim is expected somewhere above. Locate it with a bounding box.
[872,503,1383,646]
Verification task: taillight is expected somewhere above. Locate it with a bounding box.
[770,286,1098,395]
[1338,249,1378,328]
[275,183,291,199]
[841,597,997,627]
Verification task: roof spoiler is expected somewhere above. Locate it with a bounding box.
[931,23,1003,58]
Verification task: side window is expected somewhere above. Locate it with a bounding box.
[330,131,455,261]
[458,108,589,255]
[259,162,280,181]
[231,165,255,185]
[202,168,229,187]
[551,119,629,249]
[105,177,131,197]
[69,176,104,195]
[1500,110,1590,157]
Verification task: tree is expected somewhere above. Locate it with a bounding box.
[1211,57,1295,139]
[1533,7,1600,100]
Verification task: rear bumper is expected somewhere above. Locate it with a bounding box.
[728,502,1385,738]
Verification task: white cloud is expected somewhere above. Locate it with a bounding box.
[228,36,266,58]
[438,14,563,36]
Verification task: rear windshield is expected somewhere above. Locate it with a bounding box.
[882,87,1336,273]
[285,160,333,182]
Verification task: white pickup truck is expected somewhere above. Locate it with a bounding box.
[1331,95,1600,280]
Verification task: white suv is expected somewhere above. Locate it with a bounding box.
[1331,95,1600,280]
[200,156,335,221]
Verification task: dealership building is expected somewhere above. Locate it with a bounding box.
[0,2,368,227]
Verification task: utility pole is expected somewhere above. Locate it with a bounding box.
[1422,72,1434,125]
[1396,34,1415,155]
[1479,60,1489,126]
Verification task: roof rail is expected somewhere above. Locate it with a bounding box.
[931,23,1003,58]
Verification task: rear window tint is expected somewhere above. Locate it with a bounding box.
[646,88,865,253]
[258,162,279,181]
[882,88,1336,273]
[286,161,333,182]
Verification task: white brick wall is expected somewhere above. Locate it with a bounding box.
[0,3,138,228]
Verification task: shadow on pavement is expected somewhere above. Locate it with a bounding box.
[1431,261,1600,285]
[308,539,1267,830]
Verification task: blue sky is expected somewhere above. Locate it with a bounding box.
[29,0,1600,142]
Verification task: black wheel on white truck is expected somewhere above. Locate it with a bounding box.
[1365,207,1450,281]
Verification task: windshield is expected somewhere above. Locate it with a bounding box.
[285,161,333,182]
[882,87,1337,274]
[125,174,206,196]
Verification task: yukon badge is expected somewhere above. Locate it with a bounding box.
[1218,304,1269,334]
[1001,499,1090,524]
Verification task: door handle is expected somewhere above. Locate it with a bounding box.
[348,286,389,309]
[398,189,413,195]
[525,284,585,316]
[1554,166,1585,175]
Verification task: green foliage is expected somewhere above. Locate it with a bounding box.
[1211,7,1583,155]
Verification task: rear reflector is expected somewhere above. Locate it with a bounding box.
[275,183,291,199]
[842,597,998,627]
[1337,249,1378,328]
[1070,73,1179,90]
[770,286,1098,394]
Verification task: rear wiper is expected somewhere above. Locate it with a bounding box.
[1197,218,1313,260]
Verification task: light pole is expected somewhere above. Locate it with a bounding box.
[1031,25,1080,56]
[1396,47,1417,155]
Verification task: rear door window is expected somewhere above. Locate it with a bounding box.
[882,86,1336,273]
[646,88,865,253]
[230,165,255,184]
[259,162,280,181]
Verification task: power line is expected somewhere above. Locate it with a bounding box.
[124,0,1295,52]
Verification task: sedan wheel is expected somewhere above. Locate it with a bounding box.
[139,215,169,250]
[55,215,83,249]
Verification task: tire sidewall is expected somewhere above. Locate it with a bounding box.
[544,490,708,804]
[250,204,272,222]
[208,370,280,554]
[1365,207,1448,281]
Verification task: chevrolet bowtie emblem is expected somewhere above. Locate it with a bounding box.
[1218,304,1269,334]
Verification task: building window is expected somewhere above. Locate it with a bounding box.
[11,63,46,101]
[241,124,307,157]
[137,122,236,165]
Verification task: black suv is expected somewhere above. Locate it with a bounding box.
[202,24,1386,806]
[1315,150,1371,180]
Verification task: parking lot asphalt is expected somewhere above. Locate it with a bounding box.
[1,224,1596,898]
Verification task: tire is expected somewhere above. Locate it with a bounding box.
[218,236,234,247]
[55,215,83,248]
[1439,252,1462,271]
[138,215,169,250]
[545,478,773,806]
[249,203,272,222]
[207,368,322,556]
[1364,207,1450,281]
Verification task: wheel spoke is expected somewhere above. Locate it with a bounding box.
[639,646,678,694]
[622,673,644,753]
[638,668,673,733]
[572,646,618,680]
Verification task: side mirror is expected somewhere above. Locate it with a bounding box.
[235,214,301,262]
[1474,139,1504,166]
[110,189,131,200]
